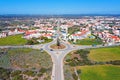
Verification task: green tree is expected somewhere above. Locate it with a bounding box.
[57,38,60,46]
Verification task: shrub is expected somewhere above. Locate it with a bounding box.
[72,73,78,80]
[66,59,71,62]
[37,73,43,77]
[23,70,36,77]
[33,78,38,80]
[66,49,93,66]
[40,68,47,73]
[12,75,23,80]
[0,67,11,80]
[77,69,81,74]
[26,38,39,45]
[107,60,120,65]
[11,70,22,77]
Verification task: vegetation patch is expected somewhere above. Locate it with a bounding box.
[88,46,120,62]
[69,38,102,45]
[64,46,120,80]
[68,26,80,35]
[78,65,120,80]
[0,34,27,46]
[0,35,52,46]
[64,49,92,66]
[0,48,52,80]
[26,37,53,45]
[0,67,11,80]
[7,48,52,69]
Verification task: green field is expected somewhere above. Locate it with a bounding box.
[76,38,102,45]
[68,26,80,35]
[79,65,120,80]
[89,46,120,62]
[42,38,53,44]
[69,38,102,45]
[0,34,27,46]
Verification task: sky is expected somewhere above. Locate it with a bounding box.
[0,0,120,14]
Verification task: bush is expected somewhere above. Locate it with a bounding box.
[72,73,78,80]
[0,67,11,80]
[77,69,81,74]
[66,59,71,62]
[11,70,22,77]
[33,78,38,80]
[26,38,39,45]
[66,49,93,66]
[37,73,43,77]
[23,70,36,77]
[12,75,23,80]
[107,60,120,65]
[40,68,47,73]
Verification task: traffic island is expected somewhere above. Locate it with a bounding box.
[50,44,66,50]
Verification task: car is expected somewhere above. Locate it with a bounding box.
[73,45,76,47]
[50,49,53,51]
[40,48,43,51]
[40,48,44,52]
[92,44,97,47]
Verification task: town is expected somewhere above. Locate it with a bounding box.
[0,16,120,46]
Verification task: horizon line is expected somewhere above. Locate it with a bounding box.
[0,13,120,16]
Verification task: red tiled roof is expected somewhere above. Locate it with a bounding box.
[47,28,53,30]
[72,30,89,36]
[110,35,120,41]
[25,30,37,35]
[43,33,53,37]
[19,29,25,32]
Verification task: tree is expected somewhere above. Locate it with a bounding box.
[57,38,60,46]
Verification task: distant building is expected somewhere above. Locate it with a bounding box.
[23,30,41,39]
[0,32,7,38]
[69,30,91,40]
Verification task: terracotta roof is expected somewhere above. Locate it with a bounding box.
[110,35,120,41]
[72,30,89,36]
[25,30,37,35]
[47,28,53,30]
[43,33,53,37]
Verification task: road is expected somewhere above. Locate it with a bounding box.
[0,39,120,80]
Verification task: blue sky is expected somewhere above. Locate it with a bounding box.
[0,0,120,14]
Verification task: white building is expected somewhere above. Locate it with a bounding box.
[69,30,91,40]
[0,32,7,38]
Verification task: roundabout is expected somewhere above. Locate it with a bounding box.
[50,44,66,50]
